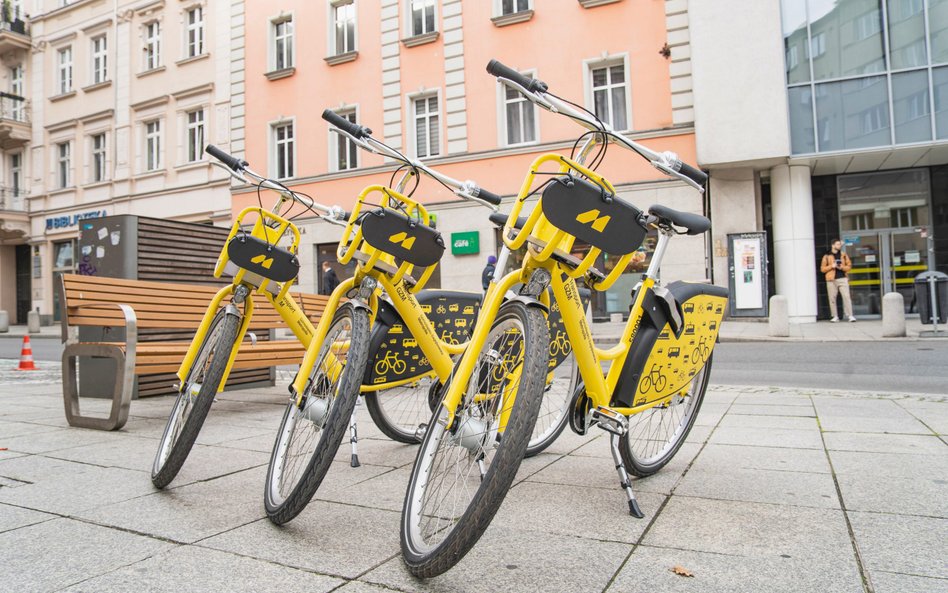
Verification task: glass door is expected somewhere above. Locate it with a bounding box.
[889,231,930,315]
[845,233,884,316]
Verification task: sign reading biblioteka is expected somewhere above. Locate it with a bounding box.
[46,210,108,230]
[451,231,479,255]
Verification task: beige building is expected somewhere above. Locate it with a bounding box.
[0,0,237,324]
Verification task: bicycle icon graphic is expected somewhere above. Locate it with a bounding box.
[639,363,667,393]
[374,350,407,376]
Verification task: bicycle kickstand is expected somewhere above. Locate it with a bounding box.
[609,432,644,518]
[348,398,361,468]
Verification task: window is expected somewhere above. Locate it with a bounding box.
[502,75,537,145]
[810,32,825,58]
[186,109,205,163]
[57,142,71,188]
[855,10,881,41]
[57,47,73,94]
[143,21,161,71]
[273,18,294,70]
[91,35,108,84]
[410,0,435,37]
[501,0,530,15]
[859,104,887,135]
[332,1,355,55]
[590,62,628,131]
[272,121,294,179]
[10,153,21,195]
[331,110,358,171]
[9,64,23,120]
[145,120,161,171]
[91,133,106,182]
[186,6,205,57]
[413,95,439,158]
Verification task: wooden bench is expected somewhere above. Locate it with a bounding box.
[59,273,329,431]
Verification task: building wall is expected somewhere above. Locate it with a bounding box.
[238,0,704,298]
[22,0,235,319]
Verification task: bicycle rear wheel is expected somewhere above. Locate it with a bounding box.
[525,349,575,456]
[364,376,435,444]
[151,308,240,489]
[264,303,371,525]
[400,301,547,578]
[619,355,712,477]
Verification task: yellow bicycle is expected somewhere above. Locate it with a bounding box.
[399,61,726,577]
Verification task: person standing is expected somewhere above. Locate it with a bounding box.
[820,239,855,322]
[321,261,339,296]
[481,255,497,291]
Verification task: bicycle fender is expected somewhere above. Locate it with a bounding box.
[505,294,549,314]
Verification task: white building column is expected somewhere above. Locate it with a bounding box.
[770,163,817,322]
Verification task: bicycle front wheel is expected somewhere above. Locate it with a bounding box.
[525,349,575,457]
[151,307,240,489]
[264,303,371,525]
[620,355,712,477]
[400,301,548,578]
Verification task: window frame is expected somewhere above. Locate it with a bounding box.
[409,91,442,159]
[495,0,531,17]
[270,14,295,72]
[142,20,162,72]
[406,0,438,38]
[56,141,72,189]
[328,106,359,172]
[584,54,632,133]
[57,46,73,95]
[144,119,162,172]
[9,151,22,195]
[497,67,540,147]
[90,34,108,85]
[270,119,296,180]
[329,0,357,56]
[185,5,205,58]
[90,132,108,183]
[185,108,206,164]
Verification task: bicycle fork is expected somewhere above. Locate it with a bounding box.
[591,407,645,519]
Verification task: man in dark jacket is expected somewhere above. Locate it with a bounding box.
[321,261,340,296]
[481,255,497,291]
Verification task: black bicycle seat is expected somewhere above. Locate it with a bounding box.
[647,205,711,235]
[488,211,528,230]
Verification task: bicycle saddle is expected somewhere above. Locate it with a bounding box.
[488,211,528,230]
[647,205,711,235]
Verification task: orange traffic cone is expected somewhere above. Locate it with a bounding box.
[15,335,37,371]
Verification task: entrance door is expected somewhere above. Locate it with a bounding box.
[845,230,930,316]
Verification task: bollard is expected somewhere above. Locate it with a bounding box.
[27,310,41,334]
[768,295,789,337]
[0,310,8,333]
[882,292,906,337]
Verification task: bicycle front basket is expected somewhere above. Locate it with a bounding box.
[226,231,300,283]
[359,208,445,269]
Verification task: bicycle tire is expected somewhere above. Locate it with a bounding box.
[264,304,371,524]
[364,376,434,444]
[151,308,240,489]
[619,354,713,477]
[524,349,575,457]
[400,301,548,578]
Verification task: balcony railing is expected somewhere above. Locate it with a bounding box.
[0,185,26,211]
[0,92,28,123]
[0,10,29,37]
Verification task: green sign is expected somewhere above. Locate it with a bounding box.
[451,231,480,255]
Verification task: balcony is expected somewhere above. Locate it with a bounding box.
[0,186,28,241]
[0,92,29,149]
[0,13,29,53]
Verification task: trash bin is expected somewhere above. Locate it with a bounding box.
[914,271,948,325]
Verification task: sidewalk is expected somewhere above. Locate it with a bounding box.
[0,325,61,340]
[0,375,945,592]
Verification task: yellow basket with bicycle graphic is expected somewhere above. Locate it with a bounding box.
[503,153,648,292]
[337,185,444,292]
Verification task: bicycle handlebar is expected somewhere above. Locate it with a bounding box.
[324,111,501,210]
[485,59,708,191]
[206,144,248,172]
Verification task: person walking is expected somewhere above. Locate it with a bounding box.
[321,261,339,296]
[481,255,497,291]
[820,239,855,322]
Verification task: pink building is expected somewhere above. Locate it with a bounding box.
[236,0,702,318]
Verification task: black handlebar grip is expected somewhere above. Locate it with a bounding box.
[677,161,708,186]
[486,59,548,93]
[474,187,503,206]
[206,144,247,171]
[322,109,370,139]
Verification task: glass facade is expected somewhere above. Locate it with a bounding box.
[782,0,948,153]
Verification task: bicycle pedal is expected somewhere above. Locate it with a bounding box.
[591,407,628,436]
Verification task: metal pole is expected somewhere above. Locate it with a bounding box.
[930,275,940,334]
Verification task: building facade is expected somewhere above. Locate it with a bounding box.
[235,0,705,318]
[0,0,237,325]
[690,0,947,322]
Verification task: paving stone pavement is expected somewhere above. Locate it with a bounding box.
[0,377,945,593]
